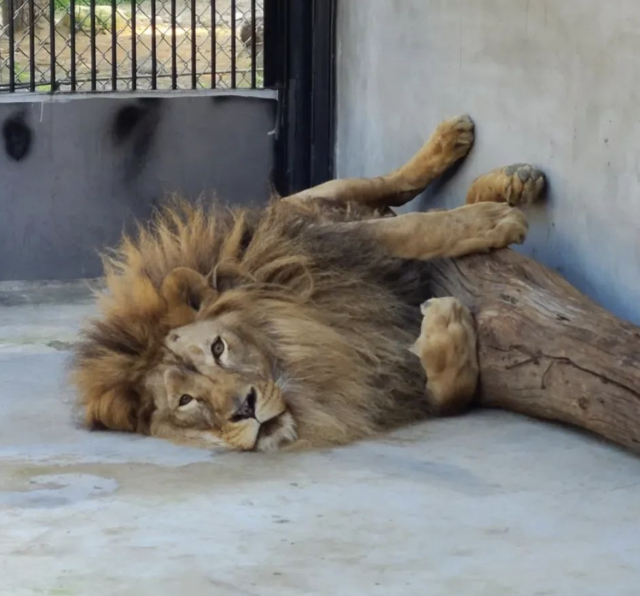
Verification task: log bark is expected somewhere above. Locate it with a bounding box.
[428,249,640,453]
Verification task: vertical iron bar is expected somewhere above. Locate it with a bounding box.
[111,0,117,89]
[230,0,235,88]
[70,0,76,90]
[210,0,216,87]
[8,0,15,92]
[250,0,256,88]
[190,0,196,88]
[49,0,56,91]
[90,0,96,90]
[309,0,336,186]
[131,0,137,90]
[150,0,157,89]
[28,0,35,91]
[170,0,176,89]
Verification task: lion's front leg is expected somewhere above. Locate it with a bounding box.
[334,202,527,260]
[410,297,478,415]
[285,115,475,210]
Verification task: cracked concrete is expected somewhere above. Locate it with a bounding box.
[1,282,640,595]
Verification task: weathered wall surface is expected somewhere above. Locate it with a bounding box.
[335,0,640,324]
[0,94,276,280]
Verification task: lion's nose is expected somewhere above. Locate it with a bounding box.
[232,387,257,421]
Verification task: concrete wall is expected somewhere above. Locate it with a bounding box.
[0,93,276,281]
[335,0,640,325]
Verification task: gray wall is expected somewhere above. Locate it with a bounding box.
[0,93,276,281]
[336,0,640,325]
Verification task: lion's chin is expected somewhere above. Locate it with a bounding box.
[254,410,298,452]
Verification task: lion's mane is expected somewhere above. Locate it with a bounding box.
[72,197,433,446]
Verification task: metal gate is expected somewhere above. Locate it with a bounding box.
[0,0,264,92]
[0,0,335,193]
[0,0,335,280]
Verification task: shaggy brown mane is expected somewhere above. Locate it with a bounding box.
[72,196,433,445]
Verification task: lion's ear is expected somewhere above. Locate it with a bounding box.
[160,267,218,327]
[161,267,210,310]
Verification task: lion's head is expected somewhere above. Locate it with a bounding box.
[144,308,296,452]
[72,199,430,452]
[148,363,297,452]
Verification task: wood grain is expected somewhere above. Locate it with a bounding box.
[428,249,640,453]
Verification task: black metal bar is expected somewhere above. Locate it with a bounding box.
[90,0,97,90]
[284,0,311,193]
[0,81,32,91]
[0,67,254,93]
[230,0,236,88]
[70,0,76,90]
[190,0,196,89]
[8,0,15,92]
[210,0,216,88]
[309,0,336,186]
[170,0,177,89]
[263,0,286,191]
[111,0,117,90]
[150,0,157,89]
[49,0,56,91]
[131,0,137,90]
[0,69,256,93]
[250,0,256,88]
[28,0,35,92]
[263,0,283,89]
[266,0,336,195]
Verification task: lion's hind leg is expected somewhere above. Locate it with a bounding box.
[397,114,475,199]
[285,115,475,210]
[411,297,479,415]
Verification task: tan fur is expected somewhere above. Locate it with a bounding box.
[71,115,540,452]
[335,202,528,261]
[149,365,295,452]
[285,114,475,209]
[466,163,546,206]
[72,198,432,449]
[410,298,479,414]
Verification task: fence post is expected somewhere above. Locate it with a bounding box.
[264,0,336,197]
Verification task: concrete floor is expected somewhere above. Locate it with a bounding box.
[1,283,640,596]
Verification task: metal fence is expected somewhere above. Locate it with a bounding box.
[0,0,263,93]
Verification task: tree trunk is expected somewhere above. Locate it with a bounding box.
[428,249,640,453]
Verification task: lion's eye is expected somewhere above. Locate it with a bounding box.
[211,336,226,359]
[178,394,193,407]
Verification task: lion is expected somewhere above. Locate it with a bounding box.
[71,115,546,452]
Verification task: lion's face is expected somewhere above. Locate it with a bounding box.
[165,317,268,380]
[149,317,298,452]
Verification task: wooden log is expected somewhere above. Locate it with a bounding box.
[427,249,640,453]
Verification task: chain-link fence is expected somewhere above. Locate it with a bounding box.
[0,0,263,92]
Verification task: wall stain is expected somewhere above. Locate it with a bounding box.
[2,110,32,161]
[111,98,162,183]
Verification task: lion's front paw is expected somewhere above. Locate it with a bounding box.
[467,163,546,206]
[475,202,529,249]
